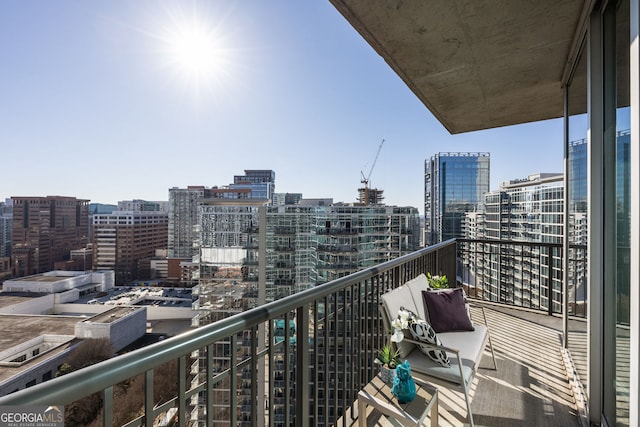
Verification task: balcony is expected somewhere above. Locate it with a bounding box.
[0,240,585,426]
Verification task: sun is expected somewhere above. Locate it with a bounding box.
[152,3,236,96]
[167,24,224,82]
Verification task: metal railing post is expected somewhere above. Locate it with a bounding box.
[295,305,310,426]
[0,241,458,427]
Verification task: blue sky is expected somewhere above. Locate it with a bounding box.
[0,1,564,212]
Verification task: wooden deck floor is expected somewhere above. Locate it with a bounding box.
[345,305,585,427]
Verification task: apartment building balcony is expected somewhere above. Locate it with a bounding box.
[0,240,585,426]
[273,226,296,235]
[317,228,359,235]
[317,244,358,253]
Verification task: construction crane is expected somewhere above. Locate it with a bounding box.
[359,139,385,205]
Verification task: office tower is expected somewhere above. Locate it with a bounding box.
[11,196,89,277]
[88,203,117,215]
[233,169,276,200]
[0,200,12,258]
[0,200,12,279]
[614,130,631,325]
[566,130,630,318]
[117,199,169,213]
[424,152,490,245]
[92,211,168,284]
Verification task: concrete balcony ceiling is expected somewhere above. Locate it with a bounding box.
[329,0,587,133]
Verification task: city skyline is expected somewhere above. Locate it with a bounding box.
[1,1,563,211]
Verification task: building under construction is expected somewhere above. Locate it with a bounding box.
[357,139,385,206]
[356,187,384,205]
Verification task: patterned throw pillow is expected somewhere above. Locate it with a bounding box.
[401,307,450,367]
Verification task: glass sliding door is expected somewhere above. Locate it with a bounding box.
[565,36,589,399]
[614,1,631,424]
[602,0,631,425]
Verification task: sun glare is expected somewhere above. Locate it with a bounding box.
[151,4,237,97]
[168,25,223,80]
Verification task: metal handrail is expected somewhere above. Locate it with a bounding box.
[0,236,579,426]
[0,240,457,409]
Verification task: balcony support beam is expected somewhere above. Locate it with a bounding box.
[629,1,640,425]
[144,370,154,427]
[563,84,570,347]
[587,6,604,423]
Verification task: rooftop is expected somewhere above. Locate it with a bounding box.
[82,307,139,324]
[0,293,46,310]
[9,275,69,283]
[0,315,79,382]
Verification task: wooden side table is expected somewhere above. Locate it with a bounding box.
[357,375,438,426]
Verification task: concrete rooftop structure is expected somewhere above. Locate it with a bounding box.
[0,315,78,383]
[0,293,44,310]
[329,0,587,133]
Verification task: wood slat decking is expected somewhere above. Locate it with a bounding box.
[346,305,584,427]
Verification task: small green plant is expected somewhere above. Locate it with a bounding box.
[427,272,448,289]
[375,344,401,368]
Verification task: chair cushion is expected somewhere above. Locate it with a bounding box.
[402,274,431,320]
[381,286,416,358]
[406,326,489,386]
[405,347,474,386]
[438,325,489,369]
[422,288,474,333]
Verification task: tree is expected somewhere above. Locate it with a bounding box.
[56,339,114,426]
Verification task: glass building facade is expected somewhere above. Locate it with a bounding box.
[424,152,490,245]
[194,200,420,425]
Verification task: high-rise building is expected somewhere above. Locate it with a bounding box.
[233,169,275,200]
[193,196,420,425]
[566,130,630,318]
[0,200,12,280]
[117,199,168,212]
[11,196,89,277]
[0,199,12,258]
[92,211,168,284]
[272,193,303,206]
[196,201,421,304]
[168,171,276,261]
[464,174,564,306]
[168,186,208,260]
[173,168,419,425]
[485,173,564,243]
[424,152,490,245]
